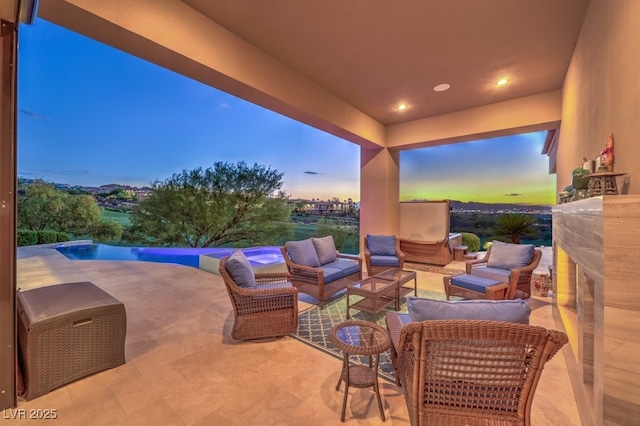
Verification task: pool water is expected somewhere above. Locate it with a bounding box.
[56,244,284,268]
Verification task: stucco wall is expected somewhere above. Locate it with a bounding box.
[559,0,640,192]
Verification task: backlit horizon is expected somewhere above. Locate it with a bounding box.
[17,19,556,206]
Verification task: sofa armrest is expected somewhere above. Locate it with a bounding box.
[465,255,489,273]
[254,272,291,284]
[337,252,361,263]
[385,312,404,385]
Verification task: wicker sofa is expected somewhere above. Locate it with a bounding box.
[385,298,568,426]
[281,236,362,309]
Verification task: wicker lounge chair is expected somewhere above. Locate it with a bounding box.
[219,256,298,341]
[363,234,405,276]
[385,314,568,426]
[464,241,542,299]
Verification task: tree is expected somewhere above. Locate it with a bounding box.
[492,213,538,244]
[18,179,101,235]
[91,221,123,242]
[316,217,357,251]
[127,162,294,247]
[18,179,67,231]
[18,179,127,243]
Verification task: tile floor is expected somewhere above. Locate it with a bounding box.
[8,246,581,425]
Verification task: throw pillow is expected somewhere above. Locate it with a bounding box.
[407,297,531,324]
[225,250,256,289]
[285,239,320,267]
[486,241,535,270]
[367,235,396,256]
[311,235,337,265]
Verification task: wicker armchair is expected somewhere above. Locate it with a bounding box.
[385,313,568,426]
[363,235,405,276]
[219,256,298,341]
[465,244,542,299]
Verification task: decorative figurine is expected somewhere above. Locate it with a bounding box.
[600,133,614,172]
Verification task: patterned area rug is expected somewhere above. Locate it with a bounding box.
[293,288,449,383]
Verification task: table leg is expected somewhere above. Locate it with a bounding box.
[346,293,351,319]
[339,353,350,422]
[373,353,386,421]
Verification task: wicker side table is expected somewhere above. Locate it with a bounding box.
[17,282,126,400]
[329,320,391,422]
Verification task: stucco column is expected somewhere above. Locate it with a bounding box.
[359,146,400,254]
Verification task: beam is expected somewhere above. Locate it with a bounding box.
[386,90,563,150]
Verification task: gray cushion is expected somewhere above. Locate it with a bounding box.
[285,239,320,267]
[225,250,256,289]
[258,281,294,290]
[322,260,360,277]
[469,266,511,284]
[317,266,344,284]
[370,255,400,267]
[367,235,396,256]
[486,241,535,270]
[450,274,502,293]
[407,297,531,324]
[311,235,337,265]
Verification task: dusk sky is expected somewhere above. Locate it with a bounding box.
[18,18,556,205]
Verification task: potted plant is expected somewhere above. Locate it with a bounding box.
[571,167,590,190]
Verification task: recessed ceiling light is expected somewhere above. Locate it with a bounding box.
[496,78,510,86]
[397,103,408,111]
[433,83,451,92]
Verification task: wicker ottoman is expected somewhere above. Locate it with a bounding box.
[17,282,126,400]
[443,274,509,300]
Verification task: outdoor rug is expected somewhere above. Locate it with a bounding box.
[292,288,453,383]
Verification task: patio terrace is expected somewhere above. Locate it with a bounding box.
[12,246,579,425]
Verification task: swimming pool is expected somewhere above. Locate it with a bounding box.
[55,244,284,269]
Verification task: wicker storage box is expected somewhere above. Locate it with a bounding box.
[17,282,126,400]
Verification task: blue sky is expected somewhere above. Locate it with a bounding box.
[17,18,555,205]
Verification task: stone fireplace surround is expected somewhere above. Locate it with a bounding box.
[552,195,640,426]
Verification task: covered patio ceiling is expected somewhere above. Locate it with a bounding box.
[34,0,589,150]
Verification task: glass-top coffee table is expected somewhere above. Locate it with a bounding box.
[345,276,398,319]
[329,320,391,422]
[374,268,417,310]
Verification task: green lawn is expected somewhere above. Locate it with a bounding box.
[101,209,131,227]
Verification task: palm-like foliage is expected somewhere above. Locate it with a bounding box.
[492,213,538,244]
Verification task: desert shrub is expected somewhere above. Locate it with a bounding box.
[92,221,123,242]
[37,230,58,244]
[57,232,69,242]
[17,229,38,246]
[461,232,480,252]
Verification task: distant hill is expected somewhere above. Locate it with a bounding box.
[449,200,552,213]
